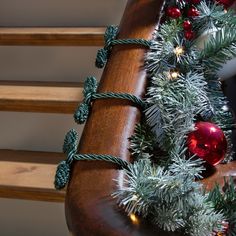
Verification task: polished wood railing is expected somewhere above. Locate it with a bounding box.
[65,1,236,235]
[65,1,172,235]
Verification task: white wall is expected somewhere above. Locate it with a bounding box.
[0,1,126,235]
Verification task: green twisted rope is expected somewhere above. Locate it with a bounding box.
[96,25,152,68]
[54,129,129,189]
[74,76,147,124]
[93,93,146,108]
[73,154,128,168]
[111,38,153,47]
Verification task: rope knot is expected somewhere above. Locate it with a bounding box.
[54,129,79,189]
[54,160,70,190]
[104,25,119,48]
[74,77,98,124]
[96,25,118,68]
[96,48,109,69]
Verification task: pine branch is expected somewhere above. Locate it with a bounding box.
[146,21,200,75]
[113,156,223,235]
[208,177,236,236]
[195,1,236,36]
[186,195,224,236]
[145,72,211,151]
[199,27,236,77]
[129,122,156,160]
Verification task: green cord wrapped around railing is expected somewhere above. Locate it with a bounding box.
[74,76,147,124]
[55,25,152,190]
[54,129,129,190]
[96,25,153,68]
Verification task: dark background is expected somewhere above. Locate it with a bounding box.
[224,77,236,157]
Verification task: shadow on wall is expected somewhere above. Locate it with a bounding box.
[224,77,236,158]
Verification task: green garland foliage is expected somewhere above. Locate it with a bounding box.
[208,178,236,236]
[129,122,156,160]
[200,27,236,77]
[114,0,236,235]
[146,72,210,151]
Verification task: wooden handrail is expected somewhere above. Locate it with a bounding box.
[65,1,172,235]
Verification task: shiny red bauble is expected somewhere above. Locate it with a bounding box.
[187,6,200,17]
[166,6,182,18]
[183,20,192,30]
[184,30,195,40]
[187,122,227,166]
[216,0,236,8]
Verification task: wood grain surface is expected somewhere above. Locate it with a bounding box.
[0,149,65,202]
[0,27,105,46]
[0,81,83,113]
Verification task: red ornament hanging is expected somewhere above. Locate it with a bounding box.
[166,6,182,19]
[187,122,227,166]
[216,0,236,8]
[183,20,192,31]
[184,30,195,40]
[187,6,200,17]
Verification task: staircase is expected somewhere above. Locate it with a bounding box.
[0,1,126,234]
[0,27,103,202]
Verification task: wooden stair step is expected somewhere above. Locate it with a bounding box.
[0,149,65,202]
[0,81,83,113]
[0,27,105,46]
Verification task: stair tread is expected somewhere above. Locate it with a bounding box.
[0,81,83,113]
[0,27,105,46]
[0,149,65,202]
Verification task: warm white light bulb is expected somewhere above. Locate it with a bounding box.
[174,46,184,57]
[170,70,179,79]
[129,213,139,225]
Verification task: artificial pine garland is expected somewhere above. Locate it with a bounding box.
[115,1,236,235]
[55,0,236,235]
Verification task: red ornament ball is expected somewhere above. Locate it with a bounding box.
[184,30,195,40]
[216,0,235,8]
[166,6,182,18]
[187,6,200,17]
[183,20,192,30]
[187,122,227,166]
